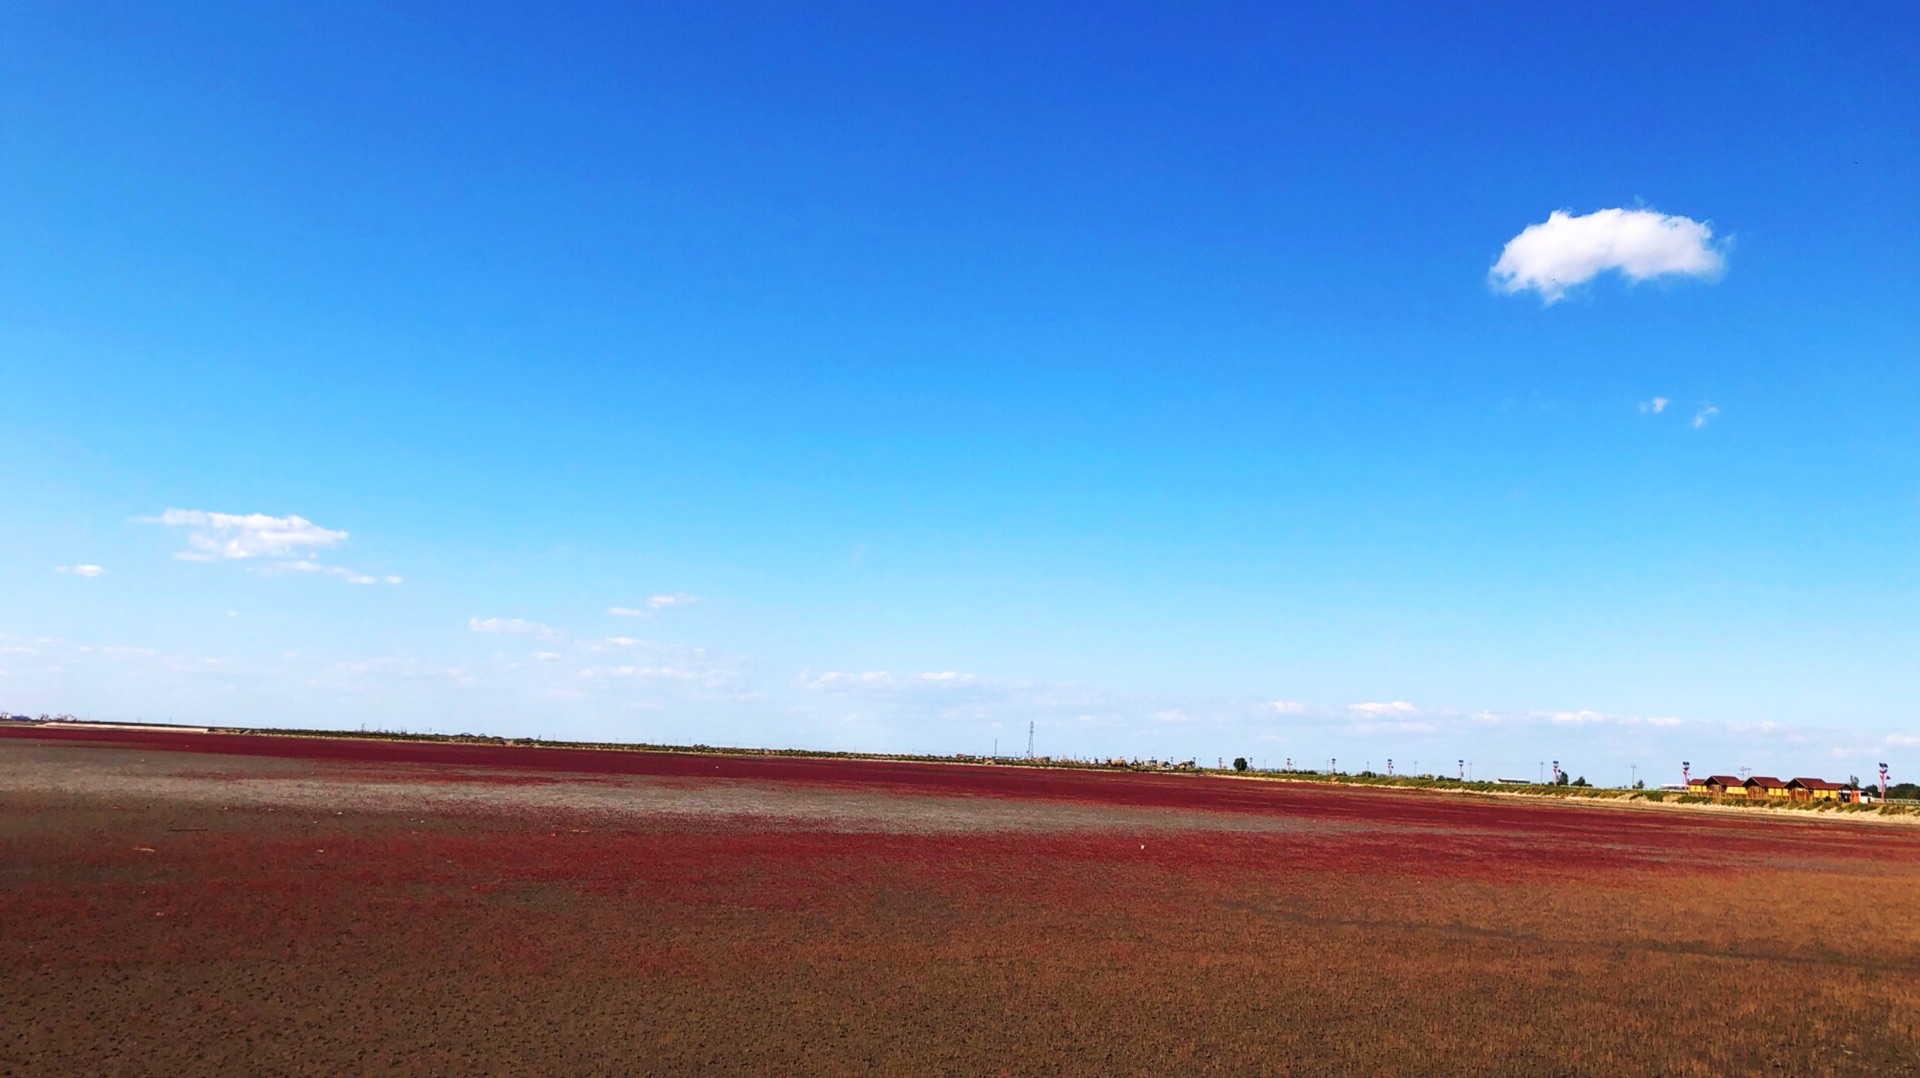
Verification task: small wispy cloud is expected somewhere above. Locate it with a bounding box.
[1269,700,1309,714]
[1638,397,1669,414]
[609,595,699,617]
[1491,208,1726,304]
[141,508,396,584]
[468,617,558,639]
[1348,701,1417,716]
[798,670,988,693]
[267,560,401,586]
[142,509,347,560]
[57,564,106,578]
[1691,403,1720,429]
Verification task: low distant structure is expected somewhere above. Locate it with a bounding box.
[1788,778,1846,803]
[1689,775,1743,797]
[1687,772,1870,804]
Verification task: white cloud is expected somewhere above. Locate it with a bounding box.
[57,564,106,578]
[143,508,348,560]
[1348,701,1417,716]
[141,508,396,584]
[804,670,899,688]
[1491,208,1725,304]
[607,595,698,616]
[1638,397,1669,414]
[1544,709,1610,725]
[1692,403,1719,429]
[577,664,703,681]
[1885,734,1920,748]
[468,617,558,639]
[268,560,399,586]
[1269,700,1309,714]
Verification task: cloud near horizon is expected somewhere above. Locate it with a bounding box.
[143,509,348,560]
[57,564,107,577]
[1491,208,1725,304]
[141,508,396,584]
[1348,701,1418,716]
[609,595,701,617]
[469,616,558,639]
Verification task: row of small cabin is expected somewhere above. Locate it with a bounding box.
[1687,775,1872,803]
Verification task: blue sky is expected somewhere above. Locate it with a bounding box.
[4,2,1916,784]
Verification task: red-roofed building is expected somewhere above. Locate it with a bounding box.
[1690,775,1744,798]
[1788,778,1846,803]
[1744,776,1791,800]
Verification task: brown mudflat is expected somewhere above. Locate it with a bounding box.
[3,728,1916,1075]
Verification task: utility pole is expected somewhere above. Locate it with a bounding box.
[1027,721,1035,758]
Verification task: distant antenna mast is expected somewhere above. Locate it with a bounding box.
[1027,721,1035,758]
[1682,761,1691,787]
[1880,762,1891,799]
[1386,758,1394,776]
[1458,759,1464,781]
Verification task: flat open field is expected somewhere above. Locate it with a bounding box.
[3,727,1917,1075]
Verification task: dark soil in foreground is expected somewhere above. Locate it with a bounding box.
[2,729,1917,1075]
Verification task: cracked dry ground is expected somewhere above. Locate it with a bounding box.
[2,728,1917,1076]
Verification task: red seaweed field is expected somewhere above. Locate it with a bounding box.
[3,726,1917,1075]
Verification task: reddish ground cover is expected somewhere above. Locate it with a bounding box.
[3,727,1917,1075]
